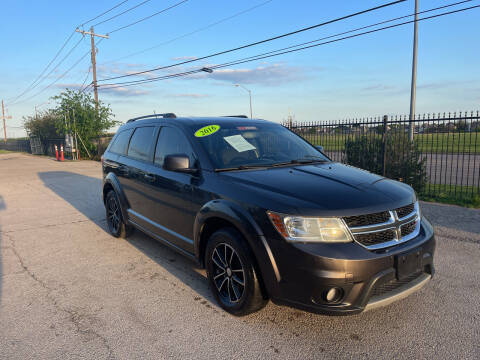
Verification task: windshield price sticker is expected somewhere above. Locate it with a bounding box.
[195,125,220,137]
[224,135,256,152]
[237,126,257,130]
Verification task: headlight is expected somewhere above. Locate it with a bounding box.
[267,211,352,243]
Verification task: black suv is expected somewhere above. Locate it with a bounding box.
[102,114,435,316]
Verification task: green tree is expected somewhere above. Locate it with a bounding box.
[52,89,118,157]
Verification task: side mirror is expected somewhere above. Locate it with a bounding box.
[316,145,324,152]
[163,154,198,174]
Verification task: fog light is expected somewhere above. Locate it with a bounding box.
[324,287,343,303]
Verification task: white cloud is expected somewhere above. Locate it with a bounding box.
[209,63,305,85]
[99,86,149,97]
[55,83,85,90]
[362,84,396,91]
[171,56,198,61]
[167,93,209,98]
[163,62,308,86]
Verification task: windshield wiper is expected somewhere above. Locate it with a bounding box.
[270,158,329,167]
[215,159,328,172]
[215,164,269,172]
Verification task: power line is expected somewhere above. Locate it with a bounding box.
[100,0,275,64]
[13,39,105,106]
[7,30,77,104]
[101,1,478,88]
[93,0,153,27]
[8,0,134,104]
[98,0,407,82]
[80,66,92,90]
[108,0,190,34]
[211,0,478,72]
[80,1,130,27]
[99,3,480,89]
[8,36,87,106]
[81,0,130,26]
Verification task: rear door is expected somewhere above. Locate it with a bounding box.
[119,126,158,228]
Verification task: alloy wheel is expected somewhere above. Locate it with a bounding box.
[211,243,246,304]
[107,194,121,234]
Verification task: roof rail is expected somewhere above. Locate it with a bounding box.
[127,113,176,123]
[223,115,248,118]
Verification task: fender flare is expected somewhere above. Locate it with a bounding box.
[194,199,281,293]
[103,173,129,222]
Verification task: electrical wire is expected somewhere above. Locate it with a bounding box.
[108,0,190,34]
[80,66,92,90]
[97,0,407,82]
[98,4,480,89]
[93,0,153,27]
[14,38,105,105]
[100,0,275,64]
[81,0,130,26]
[8,0,133,104]
[9,36,86,106]
[7,30,77,104]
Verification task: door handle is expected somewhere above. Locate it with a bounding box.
[144,173,155,182]
[118,165,129,176]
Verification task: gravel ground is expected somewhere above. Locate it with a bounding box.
[0,153,479,360]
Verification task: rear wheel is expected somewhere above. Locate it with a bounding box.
[105,190,132,238]
[205,228,268,316]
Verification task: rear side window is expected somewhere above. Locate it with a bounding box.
[127,126,155,161]
[109,129,133,155]
[154,127,196,167]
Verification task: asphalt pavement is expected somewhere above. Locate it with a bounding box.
[0,153,479,359]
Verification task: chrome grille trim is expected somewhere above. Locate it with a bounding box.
[344,202,421,250]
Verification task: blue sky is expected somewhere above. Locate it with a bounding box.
[1,0,479,137]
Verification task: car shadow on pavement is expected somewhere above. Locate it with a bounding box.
[37,171,214,301]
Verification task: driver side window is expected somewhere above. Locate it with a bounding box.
[154,127,196,167]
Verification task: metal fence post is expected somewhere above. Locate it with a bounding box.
[382,115,388,177]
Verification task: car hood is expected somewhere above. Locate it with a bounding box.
[219,162,416,216]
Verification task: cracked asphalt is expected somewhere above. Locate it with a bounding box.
[0,153,479,359]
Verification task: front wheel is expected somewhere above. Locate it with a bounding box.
[205,228,268,316]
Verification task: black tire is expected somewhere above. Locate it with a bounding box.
[205,228,268,316]
[105,190,132,238]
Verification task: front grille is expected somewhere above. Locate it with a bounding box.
[371,272,422,298]
[396,203,415,218]
[344,202,420,250]
[343,211,390,227]
[354,229,396,246]
[401,220,417,237]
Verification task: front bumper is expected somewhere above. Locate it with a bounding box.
[266,217,435,315]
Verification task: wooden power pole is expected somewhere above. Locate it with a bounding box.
[75,27,109,113]
[1,100,12,143]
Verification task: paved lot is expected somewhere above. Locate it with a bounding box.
[0,153,479,359]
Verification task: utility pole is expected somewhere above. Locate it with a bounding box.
[408,0,419,141]
[1,100,12,143]
[76,27,109,114]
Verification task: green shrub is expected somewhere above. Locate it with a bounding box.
[344,135,427,193]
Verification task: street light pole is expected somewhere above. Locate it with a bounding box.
[234,84,253,119]
[408,0,419,141]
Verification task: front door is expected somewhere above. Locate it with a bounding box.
[147,126,199,253]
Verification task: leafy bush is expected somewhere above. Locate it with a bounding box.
[23,89,118,158]
[344,135,427,193]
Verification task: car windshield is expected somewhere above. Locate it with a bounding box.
[194,122,329,170]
